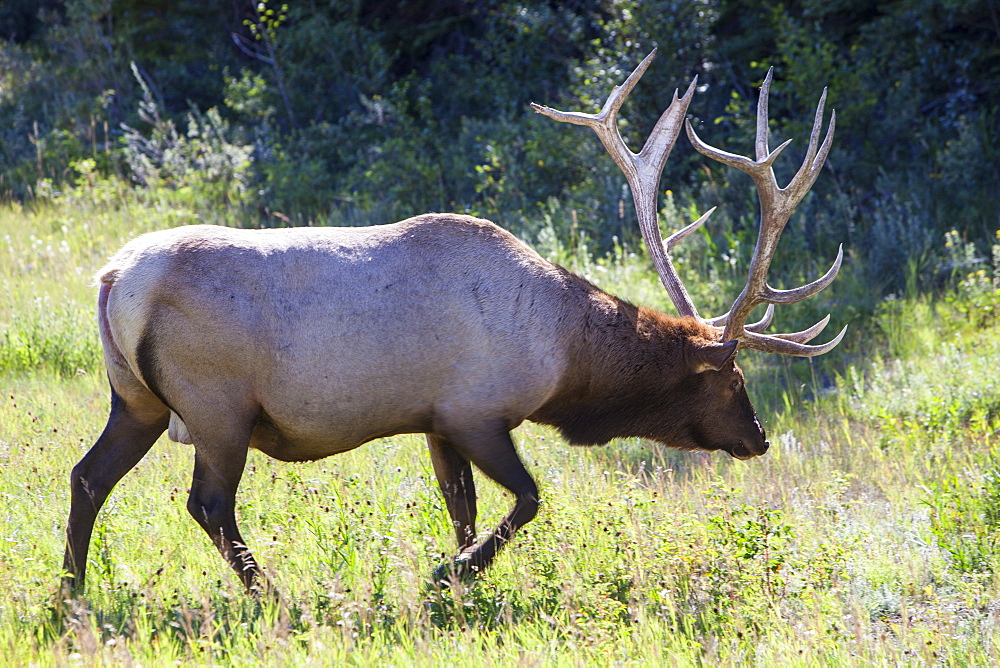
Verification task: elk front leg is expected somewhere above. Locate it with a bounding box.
[427,433,478,551]
[433,428,539,582]
[63,388,169,596]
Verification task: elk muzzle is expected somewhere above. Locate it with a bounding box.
[727,438,770,460]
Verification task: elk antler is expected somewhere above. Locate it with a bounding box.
[532,53,846,356]
[530,49,706,319]
[685,68,847,356]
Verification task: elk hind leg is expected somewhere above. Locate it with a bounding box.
[63,387,169,595]
[184,413,270,595]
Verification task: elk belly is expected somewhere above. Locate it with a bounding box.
[168,412,193,444]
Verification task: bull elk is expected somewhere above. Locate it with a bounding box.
[63,50,845,595]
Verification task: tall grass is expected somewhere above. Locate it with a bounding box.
[2,194,1000,664]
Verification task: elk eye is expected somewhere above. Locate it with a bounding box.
[731,379,742,393]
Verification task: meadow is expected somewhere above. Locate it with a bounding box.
[2,189,1000,666]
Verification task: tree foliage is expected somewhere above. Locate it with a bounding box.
[0,0,997,291]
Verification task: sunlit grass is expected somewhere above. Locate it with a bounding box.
[2,195,1000,664]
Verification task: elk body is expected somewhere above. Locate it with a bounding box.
[64,51,845,595]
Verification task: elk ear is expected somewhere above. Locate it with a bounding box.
[690,340,738,373]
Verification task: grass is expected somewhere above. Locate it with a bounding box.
[3,193,1000,664]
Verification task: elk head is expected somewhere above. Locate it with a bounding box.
[532,50,846,457]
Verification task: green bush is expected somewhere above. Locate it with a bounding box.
[0,299,101,377]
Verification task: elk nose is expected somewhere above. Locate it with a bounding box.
[737,438,769,458]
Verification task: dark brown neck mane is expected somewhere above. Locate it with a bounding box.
[529,289,720,446]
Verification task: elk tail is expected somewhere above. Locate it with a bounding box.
[96,279,127,371]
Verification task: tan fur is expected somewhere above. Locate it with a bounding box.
[98,215,590,460]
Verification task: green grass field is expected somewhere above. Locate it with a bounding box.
[3,195,1000,665]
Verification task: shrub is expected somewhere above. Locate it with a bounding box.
[0,298,101,377]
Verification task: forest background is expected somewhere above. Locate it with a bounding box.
[1,0,998,302]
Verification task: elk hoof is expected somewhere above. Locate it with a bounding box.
[432,555,481,587]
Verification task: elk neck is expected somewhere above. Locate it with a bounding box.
[529,286,717,446]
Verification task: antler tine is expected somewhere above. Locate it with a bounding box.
[685,68,845,357]
[773,314,830,343]
[703,302,773,328]
[532,50,704,320]
[739,323,848,357]
[785,91,836,208]
[744,304,775,332]
[663,206,715,252]
[765,244,843,304]
[755,68,773,161]
[529,49,658,156]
